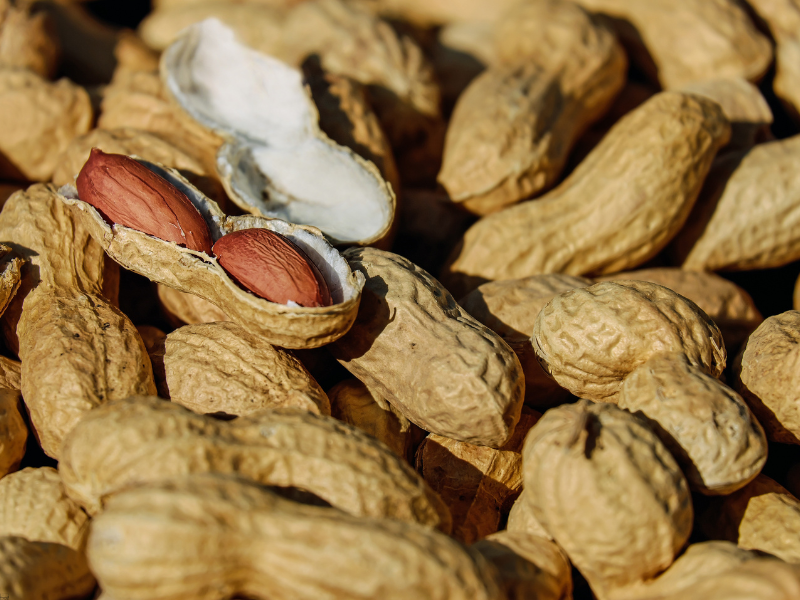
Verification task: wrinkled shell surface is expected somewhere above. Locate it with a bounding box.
[0,356,19,391]
[506,490,551,540]
[0,69,92,181]
[59,397,450,532]
[533,280,726,401]
[0,388,25,479]
[442,92,730,296]
[417,409,539,543]
[574,0,773,89]
[598,268,762,350]
[0,467,89,551]
[680,135,800,272]
[157,284,229,325]
[60,158,365,349]
[472,530,573,600]
[331,247,524,448]
[0,0,60,78]
[619,353,766,494]
[523,401,692,598]
[702,474,800,564]
[438,1,626,214]
[734,311,800,444]
[88,475,502,600]
[460,273,590,407]
[155,321,331,416]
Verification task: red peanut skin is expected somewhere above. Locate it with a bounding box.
[213,229,332,308]
[76,148,213,254]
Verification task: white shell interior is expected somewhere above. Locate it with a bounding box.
[58,158,361,305]
[163,18,394,245]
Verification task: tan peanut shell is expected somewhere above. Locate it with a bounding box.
[0,0,60,78]
[746,0,800,123]
[734,311,800,444]
[680,78,773,151]
[52,127,228,204]
[610,541,766,600]
[0,388,25,478]
[19,284,157,458]
[416,408,539,544]
[472,530,573,600]
[619,353,766,495]
[460,274,591,407]
[60,158,365,349]
[574,0,772,89]
[597,268,762,350]
[0,536,95,600]
[633,559,800,600]
[0,243,21,322]
[0,467,89,551]
[679,135,800,272]
[331,247,524,448]
[442,91,730,296]
[364,0,519,25]
[154,321,331,417]
[522,400,692,599]
[701,475,800,564]
[328,378,411,459]
[158,284,229,326]
[87,475,502,600]
[59,396,451,531]
[438,1,626,215]
[0,68,92,181]
[533,280,726,402]
[0,356,19,391]
[99,69,223,176]
[506,490,551,540]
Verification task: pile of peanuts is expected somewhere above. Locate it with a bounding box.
[2,0,800,598]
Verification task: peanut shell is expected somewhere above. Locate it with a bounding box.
[0,0,60,78]
[460,273,591,407]
[0,388,25,478]
[0,536,95,600]
[597,268,762,351]
[0,467,89,551]
[522,400,692,599]
[0,356,19,391]
[734,311,800,444]
[619,353,766,495]
[59,396,451,532]
[533,280,726,402]
[416,408,540,543]
[0,69,92,181]
[438,0,626,214]
[472,530,573,600]
[442,91,730,296]
[506,490,552,540]
[678,135,800,272]
[701,474,800,564]
[573,0,773,89]
[155,321,330,417]
[331,247,524,448]
[60,158,365,349]
[87,475,501,600]
[157,284,228,326]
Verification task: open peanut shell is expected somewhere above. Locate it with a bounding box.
[58,158,364,349]
[160,18,396,247]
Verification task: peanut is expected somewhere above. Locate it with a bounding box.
[152,321,331,417]
[157,283,229,326]
[442,92,730,296]
[734,311,800,444]
[0,356,19,391]
[701,474,800,564]
[331,247,524,448]
[0,0,60,78]
[522,400,692,599]
[532,280,725,401]
[213,228,332,308]
[59,396,451,531]
[87,474,502,600]
[459,273,591,407]
[506,490,551,540]
[77,148,214,253]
